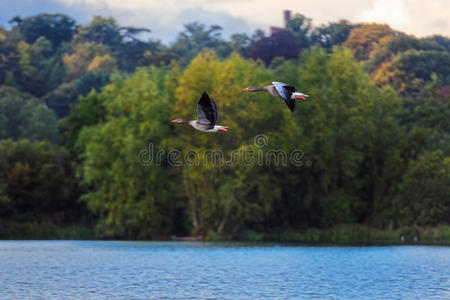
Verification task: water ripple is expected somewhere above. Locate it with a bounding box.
[0,241,449,299]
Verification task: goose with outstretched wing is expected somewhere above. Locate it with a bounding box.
[243,81,309,112]
[172,92,228,132]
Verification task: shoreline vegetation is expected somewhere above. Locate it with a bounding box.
[1,221,449,245]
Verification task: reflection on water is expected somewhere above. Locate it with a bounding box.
[0,241,449,299]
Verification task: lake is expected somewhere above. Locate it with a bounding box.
[0,241,449,299]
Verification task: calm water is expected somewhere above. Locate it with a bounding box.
[0,241,449,299]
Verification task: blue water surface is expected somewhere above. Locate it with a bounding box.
[0,241,449,299]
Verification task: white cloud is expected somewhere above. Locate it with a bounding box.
[359,0,410,29]
[358,0,450,36]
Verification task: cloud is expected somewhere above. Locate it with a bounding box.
[1,0,448,45]
[358,0,450,37]
[359,0,410,29]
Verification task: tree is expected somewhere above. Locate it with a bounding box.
[78,66,181,238]
[42,82,79,119]
[248,30,301,65]
[14,37,65,96]
[171,51,301,236]
[373,50,450,95]
[112,33,160,72]
[409,78,450,155]
[425,35,450,52]
[76,71,111,95]
[0,139,82,221]
[295,47,404,227]
[63,42,109,81]
[19,100,61,144]
[74,16,121,46]
[171,23,232,66]
[87,54,116,73]
[286,13,314,48]
[10,14,77,48]
[365,33,446,73]
[0,87,60,143]
[61,90,107,155]
[74,16,158,72]
[229,33,252,57]
[343,23,394,61]
[394,151,450,227]
[0,28,10,84]
[312,20,357,51]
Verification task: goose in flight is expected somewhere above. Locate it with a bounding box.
[243,81,308,112]
[172,92,228,132]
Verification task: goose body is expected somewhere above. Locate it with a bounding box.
[243,81,309,112]
[172,92,228,133]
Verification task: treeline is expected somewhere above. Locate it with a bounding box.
[0,13,449,240]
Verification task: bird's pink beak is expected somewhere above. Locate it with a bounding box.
[218,127,228,132]
[171,120,177,123]
[243,88,249,91]
[295,95,306,100]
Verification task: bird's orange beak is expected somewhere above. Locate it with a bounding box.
[171,120,177,123]
[243,88,249,91]
[295,95,306,100]
[218,127,228,132]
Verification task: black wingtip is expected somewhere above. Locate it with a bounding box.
[198,91,209,104]
[199,91,210,102]
[285,99,295,112]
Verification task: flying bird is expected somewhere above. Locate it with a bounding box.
[243,81,309,112]
[172,92,228,132]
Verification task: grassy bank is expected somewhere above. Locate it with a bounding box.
[237,224,450,245]
[1,220,449,244]
[0,220,96,240]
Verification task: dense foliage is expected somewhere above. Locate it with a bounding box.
[0,12,449,240]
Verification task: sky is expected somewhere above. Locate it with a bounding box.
[1,0,449,44]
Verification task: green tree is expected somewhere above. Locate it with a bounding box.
[14,37,64,96]
[74,16,121,46]
[61,90,107,155]
[76,71,111,95]
[0,29,9,84]
[394,151,450,226]
[373,50,450,95]
[74,16,159,72]
[312,20,357,51]
[171,51,301,236]
[425,35,450,52]
[296,47,403,227]
[79,66,181,238]
[42,82,79,118]
[0,139,82,222]
[0,87,60,143]
[366,33,445,73]
[286,13,313,48]
[229,33,252,57]
[10,14,77,48]
[409,78,450,155]
[171,23,231,66]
